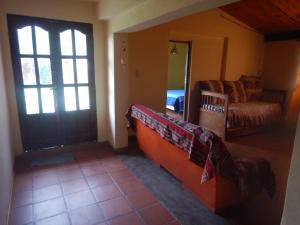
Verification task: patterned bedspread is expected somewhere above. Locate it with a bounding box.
[126,104,275,198]
[227,101,281,128]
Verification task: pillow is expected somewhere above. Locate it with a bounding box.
[239,75,263,101]
[224,81,247,103]
[199,80,224,94]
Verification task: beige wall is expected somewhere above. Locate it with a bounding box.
[281,111,300,225]
[113,33,129,149]
[128,8,264,121]
[0,34,14,225]
[102,0,238,148]
[104,0,239,149]
[128,26,169,113]
[0,0,108,155]
[104,0,238,32]
[262,40,300,127]
[168,42,187,89]
[98,0,148,20]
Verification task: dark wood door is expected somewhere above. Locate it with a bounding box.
[8,15,97,151]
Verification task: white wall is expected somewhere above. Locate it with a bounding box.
[0,33,14,225]
[281,112,300,225]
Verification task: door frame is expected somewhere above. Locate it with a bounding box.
[169,40,192,121]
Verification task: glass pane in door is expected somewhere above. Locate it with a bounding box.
[76,59,88,84]
[78,86,90,110]
[64,87,77,111]
[35,26,50,55]
[24,88,40,114]
[38,58,52,85]
[41,88,55,113]
[74,30,87,56]
[17,26,33,55]
[62,59,75,84]
[21,58,37,85]
[60,30,73,56]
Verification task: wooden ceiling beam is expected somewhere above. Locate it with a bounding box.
[221,0,300,35]
[269,0,300,25]
[269,0,300,23]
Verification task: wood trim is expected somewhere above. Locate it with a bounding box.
[107,141,129,152]
[262,88,287,108]
[184,41,192,121]
[15,141,110,163]
[200,90,228,99]
[223,94,229,139]
[220,37,228,81]
[113,146,129,152]
[265,31,300,42]
[5,174,14,225]
[169,40,190,44]
[198,91,229,139]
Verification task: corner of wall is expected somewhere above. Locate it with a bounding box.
[280,112,300,225]
[0,31,14,225]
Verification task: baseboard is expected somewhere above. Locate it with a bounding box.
[107,141,129,152]
[5,174,14,225]
[15,141,111,160]
[114,146,129,152]
[106,136,139,153]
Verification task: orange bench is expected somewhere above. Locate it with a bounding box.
[134,118,243,212]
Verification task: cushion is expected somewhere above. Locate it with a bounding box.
[224,81,247,103]
[227,101,281,128]
[199,80,224,94]
[239,75,263,101]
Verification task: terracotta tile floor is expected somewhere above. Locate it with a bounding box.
[11,147,180,225]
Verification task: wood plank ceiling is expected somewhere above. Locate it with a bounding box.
[221,0,300,34]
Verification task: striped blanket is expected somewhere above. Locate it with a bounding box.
[126,104,275,197]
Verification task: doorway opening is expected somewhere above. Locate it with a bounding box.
[166,40,191,121]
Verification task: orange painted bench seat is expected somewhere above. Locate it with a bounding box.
[134,118,243,212]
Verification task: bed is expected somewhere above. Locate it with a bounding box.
[197,78,286,140]
[126,104,275,212]
[166,89,185,113]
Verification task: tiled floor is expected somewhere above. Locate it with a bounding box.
[11,127,296,225]
[11,147,180,225]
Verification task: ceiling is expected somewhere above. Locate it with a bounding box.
[221,0,300,34]
[69,0,98,2]
[98,0,148,19]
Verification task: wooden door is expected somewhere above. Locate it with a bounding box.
[8,15,97,151]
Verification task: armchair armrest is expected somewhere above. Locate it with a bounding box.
[200,91,229,113]
[261,89,287,107]
[198,90,229,139]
